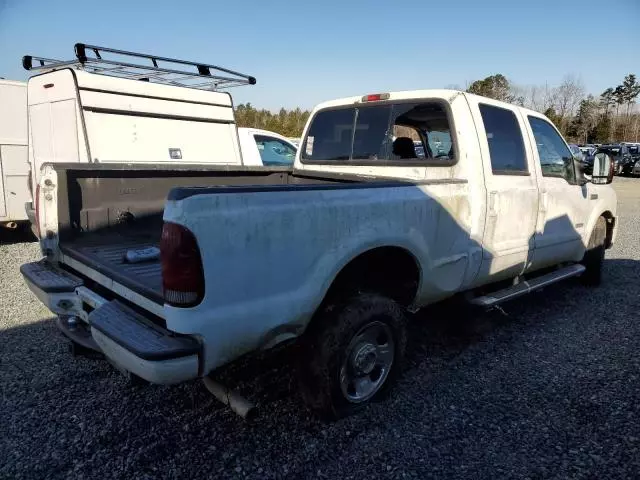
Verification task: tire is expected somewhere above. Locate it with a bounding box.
[298,293,407,419]
[581,216,606,286]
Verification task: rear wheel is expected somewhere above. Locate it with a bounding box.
[298,293,407,419]
[581,216,606,286]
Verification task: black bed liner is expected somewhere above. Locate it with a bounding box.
[60,221,164,304]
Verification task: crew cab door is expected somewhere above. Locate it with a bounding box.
[523,113,589,268]
[469,99,539,282]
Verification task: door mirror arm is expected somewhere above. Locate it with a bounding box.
[573,158,589,186]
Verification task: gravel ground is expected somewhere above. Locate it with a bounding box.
[1,178,640,480]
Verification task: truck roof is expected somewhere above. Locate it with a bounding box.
[311,89,542,117]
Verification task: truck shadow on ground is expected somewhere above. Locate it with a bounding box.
[0,225,36,246]
[1,257,638,478]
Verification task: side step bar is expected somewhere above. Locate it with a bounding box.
[470,264,585,307]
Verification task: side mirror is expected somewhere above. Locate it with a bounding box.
[592,153,614,185]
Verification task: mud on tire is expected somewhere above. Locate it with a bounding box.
[581,216,607,286]
[298,293,407,419]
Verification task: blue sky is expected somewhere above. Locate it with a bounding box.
[0,0,638,110]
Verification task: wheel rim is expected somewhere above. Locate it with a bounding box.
[339,320,395,403]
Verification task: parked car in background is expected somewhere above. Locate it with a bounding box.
[579,145,597,158]
[22,89,618,419]
[0,79,30,230]
[238,128,297,166]
[569,144,585,162]
[627,144,640,176]
[599,144,635,175]
[578,145,598,175]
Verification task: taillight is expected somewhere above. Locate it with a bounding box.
[34,184,41,239]
[161,222,204,307]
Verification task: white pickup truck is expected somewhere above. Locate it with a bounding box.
[21,89,618,418]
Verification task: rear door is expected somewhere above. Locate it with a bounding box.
[523,113,589,269]
[469,98,539,281]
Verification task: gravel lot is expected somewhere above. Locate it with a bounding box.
[2,178,639,480]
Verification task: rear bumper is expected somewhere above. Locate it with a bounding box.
[21,260,200,385]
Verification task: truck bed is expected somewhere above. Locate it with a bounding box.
[60,217,164,303]
[49,164,364,307]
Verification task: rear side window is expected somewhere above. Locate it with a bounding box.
[479,104,527,174]
[302,101,455,164]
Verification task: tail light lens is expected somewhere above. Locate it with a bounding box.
[161,222,205,307]
[34,184,41,239]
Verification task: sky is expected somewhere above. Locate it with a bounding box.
[0,0,638,111]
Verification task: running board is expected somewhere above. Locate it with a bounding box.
[470,264,585,307]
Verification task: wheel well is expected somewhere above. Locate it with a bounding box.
[323,247,420,307]
[601,211,615,248]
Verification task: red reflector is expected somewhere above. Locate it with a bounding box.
[361,93,390,102]
[43,83,54,89]
[161,222,204,307]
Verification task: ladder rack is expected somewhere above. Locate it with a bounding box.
[22,43,256,91]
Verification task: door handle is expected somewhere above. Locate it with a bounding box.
[540,191,548,213]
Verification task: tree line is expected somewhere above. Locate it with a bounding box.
[466,73,640,144]
[235,73,640,144]
[234,104,310,138]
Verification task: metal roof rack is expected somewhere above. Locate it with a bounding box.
[22,43,256,91]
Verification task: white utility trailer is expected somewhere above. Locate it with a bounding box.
[22,43,258,227]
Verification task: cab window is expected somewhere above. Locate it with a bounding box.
[301,101,455,163]
[528,116,575,183]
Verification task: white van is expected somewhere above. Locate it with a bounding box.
[23,43,296,225]
[0,79,30,229]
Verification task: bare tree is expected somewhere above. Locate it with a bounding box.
[519,83,558,113]
[554,75,585,132]
[557,75,586,115]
